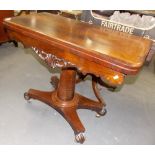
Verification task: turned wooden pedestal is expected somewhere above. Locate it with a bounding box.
[24,67,106,143]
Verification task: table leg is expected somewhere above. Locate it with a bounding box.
[24,67,106,143]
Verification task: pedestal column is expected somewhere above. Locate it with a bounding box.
[57,68,76,101]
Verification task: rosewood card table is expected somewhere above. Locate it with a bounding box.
[3,13,152,143]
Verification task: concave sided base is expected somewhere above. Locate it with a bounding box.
[24,67,105,143]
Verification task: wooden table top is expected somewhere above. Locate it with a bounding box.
[4,13,152,75]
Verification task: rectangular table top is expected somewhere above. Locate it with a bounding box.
[3,13,152,74]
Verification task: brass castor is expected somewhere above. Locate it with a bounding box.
[75,132,85,144]
[96,108,107,117]
[24,92,31,101]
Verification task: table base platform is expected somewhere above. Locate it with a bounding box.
[24,67,106,143]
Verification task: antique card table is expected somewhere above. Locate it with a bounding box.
[3,13,152,143]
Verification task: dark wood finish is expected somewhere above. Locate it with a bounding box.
[57,68,76,101]
[0,11,14,43]
[3,13,152,143]
[0,10,18,47]
[81,10,155,65]
[4,13,151,75]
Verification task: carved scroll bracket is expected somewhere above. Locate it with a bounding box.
[31,47,124,87]
[31,47,75,68]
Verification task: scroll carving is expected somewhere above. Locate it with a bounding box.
[31,47,124,86]
[32,47,75,68]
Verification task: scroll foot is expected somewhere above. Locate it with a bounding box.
[24,92,31,100]
[24,92,31,103]
[75,132,85,144]
[96,108,107,117]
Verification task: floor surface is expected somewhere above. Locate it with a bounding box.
[0,43,155,145]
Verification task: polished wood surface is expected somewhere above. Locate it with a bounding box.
[3,13,152,143]
[0,10,14,43]
[4,13,151,74]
